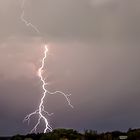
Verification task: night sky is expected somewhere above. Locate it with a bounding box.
[0,0,140,136]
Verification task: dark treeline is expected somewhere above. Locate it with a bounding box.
[11,128,140,140]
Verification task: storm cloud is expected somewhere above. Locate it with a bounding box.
[0,0,140,136]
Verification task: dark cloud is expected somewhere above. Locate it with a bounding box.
[0,0,140,42]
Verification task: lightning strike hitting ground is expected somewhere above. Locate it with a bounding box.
[20,0,73,133]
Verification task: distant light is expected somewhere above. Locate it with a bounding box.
[119,136,128,140]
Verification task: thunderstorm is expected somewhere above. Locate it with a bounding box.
[20,0,73,133]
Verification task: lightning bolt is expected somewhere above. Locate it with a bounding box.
[20,0,73,133]
[20,0,40,34]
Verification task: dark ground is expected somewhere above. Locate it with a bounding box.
[1,128,140,140]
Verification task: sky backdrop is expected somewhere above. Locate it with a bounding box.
[0,0,140,136]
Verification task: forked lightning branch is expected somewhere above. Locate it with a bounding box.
[20,0,73,133]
